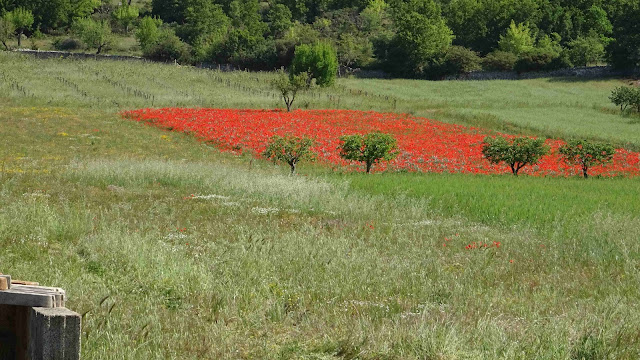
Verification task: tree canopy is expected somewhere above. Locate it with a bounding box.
[2,0,639,76]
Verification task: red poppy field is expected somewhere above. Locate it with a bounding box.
[123,108,640,177]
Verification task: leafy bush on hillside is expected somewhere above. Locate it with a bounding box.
[143,29,192,64]
[442,46,482,76]
[482,51,518,71]
[53,37,82,51]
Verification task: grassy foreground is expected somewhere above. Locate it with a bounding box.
[1,53,640,358]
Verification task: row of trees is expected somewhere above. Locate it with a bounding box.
[1,0,639,77]
[264,132,398,174]
[482,136,615,178]
[265,132,615,179]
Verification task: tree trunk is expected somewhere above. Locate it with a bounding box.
[17,30,22,47]
[583,166,589,179]
[510,164,517,175]
[366,161,372,174]
[289,161,296,175]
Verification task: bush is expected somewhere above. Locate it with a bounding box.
[609,86,640,113]
[262,134,315,175]
[482,136,549,175]
[442,45,481,75]
[72,18,113,54]
[482,51,517,71]
[143,29,192,64]
[214,29,278,70]
[559,139,615,178]
[569,35,606,66]
[135,16,162,52]
[514,49,555,73]
[53,37,83,51]
[290,42,338,87]
[338,132,398,173]
[498,21,535,56]
[546,50,573,70]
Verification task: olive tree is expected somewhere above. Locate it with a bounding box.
[112,0,139,33]
[338,132,398,173]
[0,12,15,50]
[262,134,315,175]
[10,8,33,47]
[271,70,309,112]
[609,86,640,113]
[559,139,615,179]
[73,17,113,54]
[482,136,549,176]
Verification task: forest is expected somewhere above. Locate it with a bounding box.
[1,0,639,77]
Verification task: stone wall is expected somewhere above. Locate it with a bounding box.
[445,66,636,81]
[15,49,146,62]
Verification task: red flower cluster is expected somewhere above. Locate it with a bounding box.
[465,241,501,250]
[122,108,640,177]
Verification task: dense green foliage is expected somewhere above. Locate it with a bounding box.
[8,7,32,47]
[0,12,15,50]
[262,134,315,174]
[559,139,615,178]
[112,0,139,33]
[482,135,549,175]
[2,0,639,77]
[72,17,113,54]
[339,132,398,173]
[290,42,338,87]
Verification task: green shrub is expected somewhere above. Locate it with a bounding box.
[0,13,16,51]
[290,42,338,87]
[338,132,398,173]
[514,49,555,73]
[135,16,162,52]
[72,18,113,54]
[482,136,549,175]
[609,86,640,113]
[262,134,315,175]
[53,37,83,51]
[559,139,615,178]
[482,51,517,71]
[498,21,534,56]
[568,35,606,66]
[143,29,192,64]
[443,45,482,75]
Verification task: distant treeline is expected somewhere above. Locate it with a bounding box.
[2,0,639,78]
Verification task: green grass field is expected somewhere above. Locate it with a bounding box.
[2,52,640,359]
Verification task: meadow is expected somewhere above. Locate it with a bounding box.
[1,52,640,359]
